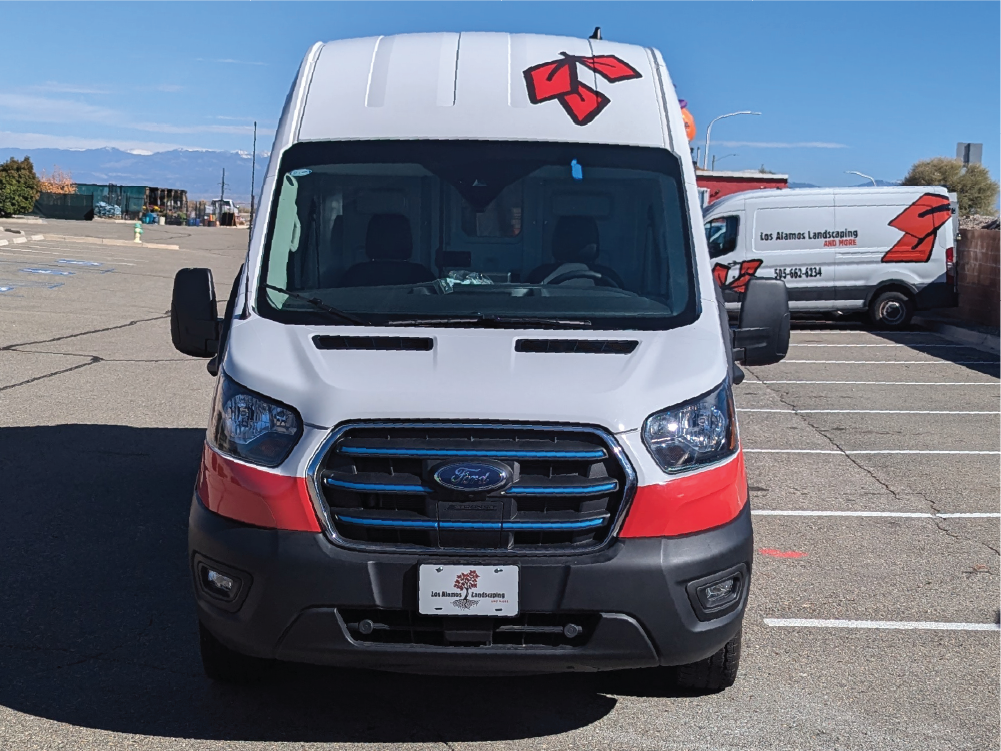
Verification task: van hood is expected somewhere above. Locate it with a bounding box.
[223,305,727,434]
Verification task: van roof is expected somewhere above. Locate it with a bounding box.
[705,185,949,213]
[294,33,675,150]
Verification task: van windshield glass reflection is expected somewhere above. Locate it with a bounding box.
[258,141,697,331]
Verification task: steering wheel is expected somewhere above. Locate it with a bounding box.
[544,268,621,289]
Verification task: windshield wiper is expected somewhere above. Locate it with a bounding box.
[384,314,592,329]
[264,284,367,325]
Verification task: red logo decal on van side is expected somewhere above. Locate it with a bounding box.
[882,193,952,264]
[713,259,762,294]
[524,53,640,126]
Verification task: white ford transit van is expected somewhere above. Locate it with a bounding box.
[704,186,958,328]
[170,32,790,690]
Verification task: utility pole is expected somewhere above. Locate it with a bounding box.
[220,168,227,201]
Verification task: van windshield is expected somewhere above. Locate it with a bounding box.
[257,141,697,330]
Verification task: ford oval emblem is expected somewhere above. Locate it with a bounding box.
[433,461,510,493]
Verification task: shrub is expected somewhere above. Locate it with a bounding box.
[39,166,76,195]
[902,157,999,216]
[0,157,41,217]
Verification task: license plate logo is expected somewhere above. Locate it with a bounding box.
[419,565,518,616]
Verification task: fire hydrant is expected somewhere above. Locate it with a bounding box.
[133,222,143,244]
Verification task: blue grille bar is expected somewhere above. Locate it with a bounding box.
[325,477,432,493]
[334,515,607,531]
[338,446,606,460]
[505,481,618,496]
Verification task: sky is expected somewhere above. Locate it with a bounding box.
[0,1,998,188]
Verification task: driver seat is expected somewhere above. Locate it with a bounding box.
[339,214,436,287]
[526,216,625,287]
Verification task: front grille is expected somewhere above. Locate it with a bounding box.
[311,423,633,554]
[339,609,597,647]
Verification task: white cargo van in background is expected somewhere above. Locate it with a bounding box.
[704,187,958,328]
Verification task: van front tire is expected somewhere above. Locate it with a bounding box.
[674,628,742,692]
[199,622,270,683]
[869,290,913,329]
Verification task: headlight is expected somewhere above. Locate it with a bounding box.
[642,381,737,472]
[208,374,302,467]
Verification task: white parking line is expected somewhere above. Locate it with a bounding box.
[739,409,999,415]
[747,382,1001,388]
[790,330,938,335]
[791,343,968,348]
[746,449,1000,455]
[752,510,1000,518]
[780,362,1001,368]
[764,618,1000,631]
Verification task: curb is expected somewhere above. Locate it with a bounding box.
[913,316,1000,355]
[41,234,180,250]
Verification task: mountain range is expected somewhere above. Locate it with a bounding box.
[0,147,270,203]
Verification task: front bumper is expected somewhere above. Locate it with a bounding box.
[189,494,753,674]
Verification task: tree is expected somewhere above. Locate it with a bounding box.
[902,157,998,216]
[0,157,41,217]
[39,166,76,195]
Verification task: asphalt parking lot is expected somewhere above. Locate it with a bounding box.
[1,220,998,750]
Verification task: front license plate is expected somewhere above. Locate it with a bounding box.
[418,564,519,617]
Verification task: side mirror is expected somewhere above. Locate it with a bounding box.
[732,278,790,366]
[171,268,219,358]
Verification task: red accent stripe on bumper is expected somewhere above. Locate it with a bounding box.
[196,444,321,532]
[619,450,748,538]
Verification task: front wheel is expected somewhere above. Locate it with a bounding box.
[674,628,742,692]
[869,290,914,329]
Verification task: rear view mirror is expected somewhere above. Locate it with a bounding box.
[171,268,219,358]
[732,278,790,366]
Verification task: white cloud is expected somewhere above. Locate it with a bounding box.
[30,82,112,95]
[0,92,119,125]
[714,141,849,149]
[0,92,273,137]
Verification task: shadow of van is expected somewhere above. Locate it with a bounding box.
[0,423,695,743]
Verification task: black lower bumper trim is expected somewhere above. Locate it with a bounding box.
[276,609,658,674]
[189,494,753,673]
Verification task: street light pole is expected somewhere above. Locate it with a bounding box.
[845,170,877,187]
[703,111,761,169]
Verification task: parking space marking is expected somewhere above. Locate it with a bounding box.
[746,449,1000,455]
[780,362,1001,368]
[747,380,999,385]
[764,618,1000,631]
[739,408,999,414]
[788,332,936,338]
[753,510,1001,519]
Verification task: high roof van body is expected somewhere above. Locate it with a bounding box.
[171,32,789,689]
[704,186,958,328]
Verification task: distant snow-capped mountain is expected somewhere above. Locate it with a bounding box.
[0,146,271,202]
